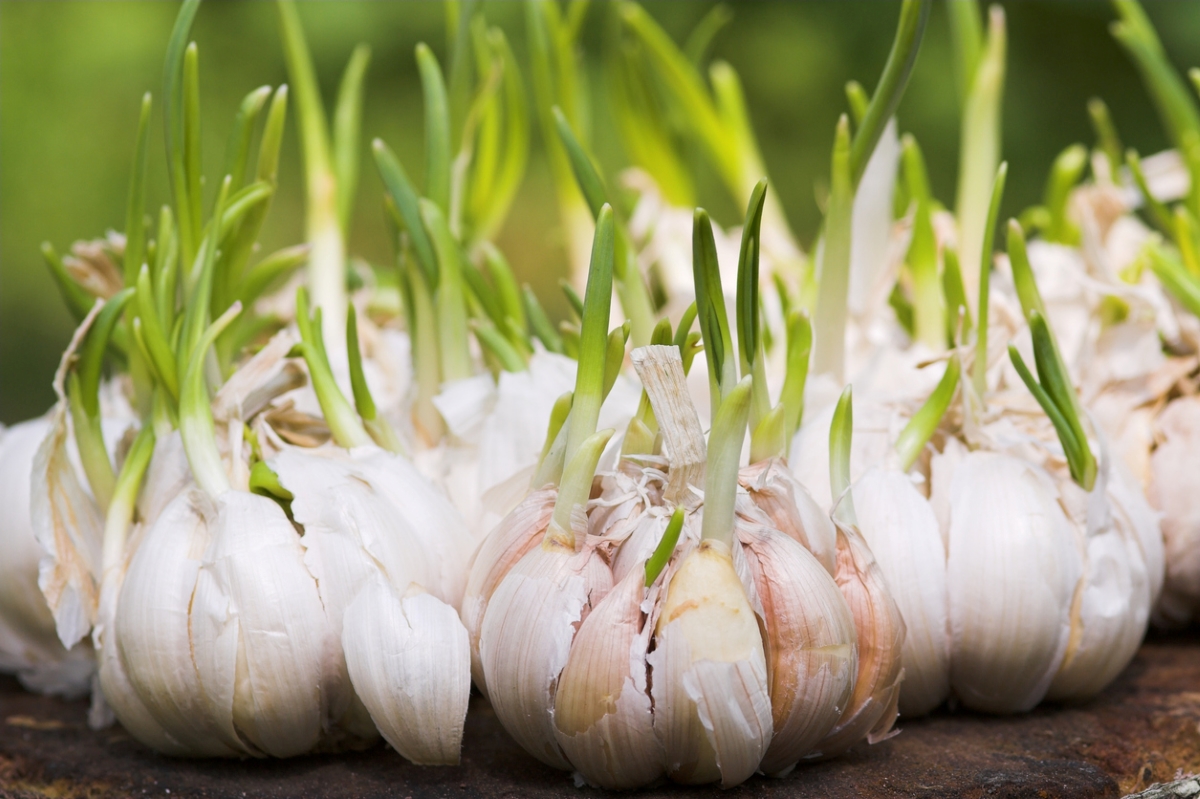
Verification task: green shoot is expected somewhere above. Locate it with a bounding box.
[894,355,960,472]
[693,209,736,410]
[347,304,406,453]
[829,384,857,526]
[812,115,853,380]
[645,508,686,587]
[736,179,770,427]
[956,5,1006,309]
[294,288,372,449]
[971,161,1008,398]
[701,376,753,546]
[179,303,242,499]
[903,134,945,350]
[1088,97,1124,180]
[779,310,813,447]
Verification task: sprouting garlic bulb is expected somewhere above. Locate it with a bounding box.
[930,401,1161,713]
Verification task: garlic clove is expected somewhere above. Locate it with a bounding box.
[853,466,950,717]
[942,451,1080,713]
[191,491,331,758]
[740,457,838,576]
[461,487,557,697]
[115,489,241,756]
[1149,396,1200,626]
[553,562,664,789]
[343,577,470,765]
[479,536,613,771]
[810,522,905,757]
[650,539,772,787]
[736,520,856,776]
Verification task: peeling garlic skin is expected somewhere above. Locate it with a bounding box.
[0,419,94,697]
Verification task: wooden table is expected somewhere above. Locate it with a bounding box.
[2,631,1198,798]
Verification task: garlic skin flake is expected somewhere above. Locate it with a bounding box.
[942,451,1080,714]
[649,538,773,788]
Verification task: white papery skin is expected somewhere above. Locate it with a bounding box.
[273,446,472,758]
[649,539,773,788]
[552,562,664,789]
[428,352,641,536]
[479,535,613,771]
[941,451,1080,713]
[113,488,337,757]
[342,577,470,766]
[852,466,950,717]
[0,419,94,696]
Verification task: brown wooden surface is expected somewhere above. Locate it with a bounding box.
[1,631,1198,798]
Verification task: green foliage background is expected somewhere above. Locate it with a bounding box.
[2,0,1198,423]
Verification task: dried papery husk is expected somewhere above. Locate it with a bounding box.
[1,418,95,697]
[342,576,470,766]
[1149,396,1200,627]
[808,521,905,758]
[552,561,665,789]
[460,487,557,697]
[649,538,773,787]
[852,466,949,717]
[739,457,837,576]
[940,450,1080,713]
[733,510,857,777]
[479,522,613,771]
[188,489,333,757]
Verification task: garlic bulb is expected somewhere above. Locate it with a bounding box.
[1149,397,1200,624]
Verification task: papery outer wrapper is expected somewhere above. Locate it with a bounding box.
[735,516,857,776]
[461,488,557,697]
[114,489,242,756]
[809,522,905,757]
[343,577,470,765]
[740,458,838,576]
[190,491,330,758]
[479,533,612,771]
[649,539,773,787]
[2,419,94,697]
[853,467,950,717]
[1149,396,1200,627]
[848,118,901,322]
[553,562,664,789]
[941,451,1080,713]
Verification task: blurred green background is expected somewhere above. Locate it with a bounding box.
[3,1,1199,423]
